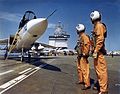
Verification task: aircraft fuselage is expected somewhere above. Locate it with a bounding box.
[15,18,48,50]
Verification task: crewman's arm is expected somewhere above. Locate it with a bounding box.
[90,38,94,53]
[94,24,104,53]
[82,36,90,56]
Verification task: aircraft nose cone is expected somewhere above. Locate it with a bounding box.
[27,18,48,35]
[39,18,46,20]
[27,18,47,29]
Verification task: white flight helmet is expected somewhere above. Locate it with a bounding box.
[76,24,85,33]
[90,11,101,21]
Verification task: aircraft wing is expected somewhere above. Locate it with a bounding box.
[0,38,8,45]
[36,42,56,49]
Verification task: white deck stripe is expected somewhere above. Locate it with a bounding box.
[0,69,40,94]
[22,68,36,75]
[0,75,26,89]
[19,68,32,74]
[0,59,55,94]
[0,70,14,76]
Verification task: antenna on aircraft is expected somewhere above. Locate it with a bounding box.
[47,9,57,19]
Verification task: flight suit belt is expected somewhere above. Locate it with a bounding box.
[99,48,107,55]
[78,54,89,58]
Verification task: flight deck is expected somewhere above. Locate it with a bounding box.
[0,56,119,94]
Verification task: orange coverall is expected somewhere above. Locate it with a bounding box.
[75,40,83,83]
[93,22,108,92]
[77,56,83,83]
[77,33,91,87]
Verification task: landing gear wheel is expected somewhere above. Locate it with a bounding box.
[21,55,24,62]
[21,48,24,62]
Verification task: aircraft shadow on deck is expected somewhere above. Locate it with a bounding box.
[3,57,61,72]
[29,58,61,72]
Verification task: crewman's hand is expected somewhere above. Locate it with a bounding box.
[82,53,85,56]
[93,52,97,59]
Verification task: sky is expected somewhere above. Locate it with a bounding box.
[0,0,120,51]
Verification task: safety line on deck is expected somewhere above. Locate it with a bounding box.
[0,59,55,94]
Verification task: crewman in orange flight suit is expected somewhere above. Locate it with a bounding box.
[75,40,84,85]
[75,24,91,90]
[90,11,108,94]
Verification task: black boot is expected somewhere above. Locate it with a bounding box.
[82,86,91,90]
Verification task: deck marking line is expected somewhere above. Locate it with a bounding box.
[0,70,14,76]
[0,75,26,89]
[19,68,32,74]
[0,59,55,94]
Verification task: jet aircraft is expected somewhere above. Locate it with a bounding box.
[0,10,56,61]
